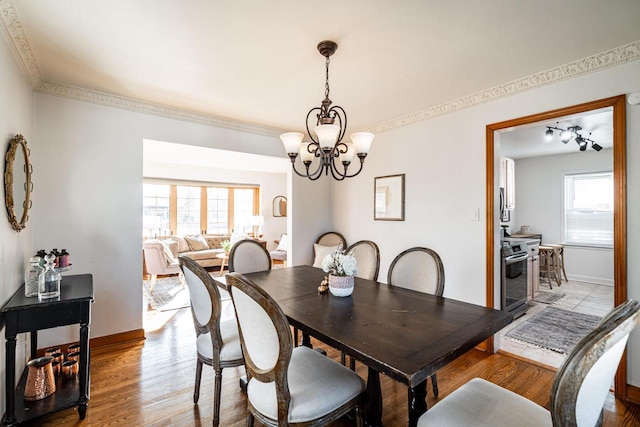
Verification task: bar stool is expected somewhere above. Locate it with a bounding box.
[546,243,568,282]
[539,245,561,288]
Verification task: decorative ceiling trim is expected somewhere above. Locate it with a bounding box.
[1,0,638,137]
[365,40,640,134]
[0,0,43,87]
[35,81,284,137]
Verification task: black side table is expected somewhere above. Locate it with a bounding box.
[1,274,94,426]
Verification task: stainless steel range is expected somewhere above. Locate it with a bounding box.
[501,241,529,319]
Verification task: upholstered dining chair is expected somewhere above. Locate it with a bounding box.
[229,239,272,274]
[341,240,380,368]
[418,299,640,427]
[346,240,380,281]
[387,247,445,398]
[178,256,244,427]
[226,272,366,427]
[316,231,347,248]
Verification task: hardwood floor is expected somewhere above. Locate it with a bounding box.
[25,307,640,426]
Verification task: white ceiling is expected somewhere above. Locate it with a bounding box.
[7,0,640,136]
[499,108,613,159]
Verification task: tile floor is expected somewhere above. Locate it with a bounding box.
[498,279,614,368]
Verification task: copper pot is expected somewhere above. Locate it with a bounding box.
[24,356,56,401]
[67,351,80,362]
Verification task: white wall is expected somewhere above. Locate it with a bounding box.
[514,149,614,285]
[32,93,323,349]
[143,159,287,250]
[332,60,640,386]
[0,36,34,418]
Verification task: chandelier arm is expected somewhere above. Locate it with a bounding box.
[328,105,348,143]
[305,107,322,144]
[328,157,348,181]
[341,156,366,178]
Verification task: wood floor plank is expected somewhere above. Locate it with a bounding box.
[22,307,639,426]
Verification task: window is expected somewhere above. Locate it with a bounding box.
[207,187,229,235]
[233,188,256,234]
[142,180,259,237]
[563,171,613,246]
[142,183,170,238]
[176,186,202,235]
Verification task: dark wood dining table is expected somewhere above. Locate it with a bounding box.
[223,265,512,427]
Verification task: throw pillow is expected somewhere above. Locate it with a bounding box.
[276,234,289,251]
[160,239,179,263]
[184,234,210,251]
[313,244,338,268]
[170,235,190,253]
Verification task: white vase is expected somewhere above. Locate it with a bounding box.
[328,274,354,297]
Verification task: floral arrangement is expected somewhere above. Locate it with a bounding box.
[221,240,232,254]
[322,246,358,277]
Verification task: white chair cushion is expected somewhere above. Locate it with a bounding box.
[417,378,551,427]
[195,318,242,362]
[313,244,338,268]
[247,346,365,423]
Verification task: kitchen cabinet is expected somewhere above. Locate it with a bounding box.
[500,156,515,210]
[529,255,540,299]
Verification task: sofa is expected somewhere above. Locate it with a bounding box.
[165,234,232,268]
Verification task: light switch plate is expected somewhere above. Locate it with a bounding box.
[469,208,480,221]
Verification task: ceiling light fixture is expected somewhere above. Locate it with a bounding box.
[544,123,601,152]
[280,40,374,181]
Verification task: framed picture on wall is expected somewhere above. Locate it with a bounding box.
[374,174,405,221]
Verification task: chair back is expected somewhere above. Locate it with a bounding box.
[229,239,272,274]
[550,299,640,427]
[178,256,225,351]
[316,231,347,249]
[346,240,380,281]
[143,240,180,275]
[227,273,293,419]
[387,247,445,296]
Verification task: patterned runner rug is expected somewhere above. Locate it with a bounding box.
[506,306,601,354]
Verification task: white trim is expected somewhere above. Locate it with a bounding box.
[567,274,614,287]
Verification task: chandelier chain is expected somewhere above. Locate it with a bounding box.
[325,56,331,100]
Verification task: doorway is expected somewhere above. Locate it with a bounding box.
[485,95,627,398]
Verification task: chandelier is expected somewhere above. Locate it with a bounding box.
[545,123,602,152]
[280,41,374,181]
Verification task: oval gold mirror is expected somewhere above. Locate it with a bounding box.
[4,134,32,232]
[272,195,287,217]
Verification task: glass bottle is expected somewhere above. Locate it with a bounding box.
[58,249,70,268]
[40,253,61,301]
[25,257,44,297]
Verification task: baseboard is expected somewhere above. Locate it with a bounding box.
[628,384,640,405]
[90,329,146,350]
[567,274,614,286]
[36,329,146,356]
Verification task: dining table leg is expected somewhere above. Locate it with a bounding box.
[408,380,428,427]
[365,367,383,427]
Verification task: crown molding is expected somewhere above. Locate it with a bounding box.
[1,0,638,137]
[366,40,640,134]
[35,81,284,137]
[0,0,43,87]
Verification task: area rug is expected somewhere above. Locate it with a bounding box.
[143,276,190,312]
[533,291,565,304]
[506,307,601,354]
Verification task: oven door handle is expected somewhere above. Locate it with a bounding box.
[505,253,529,263]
